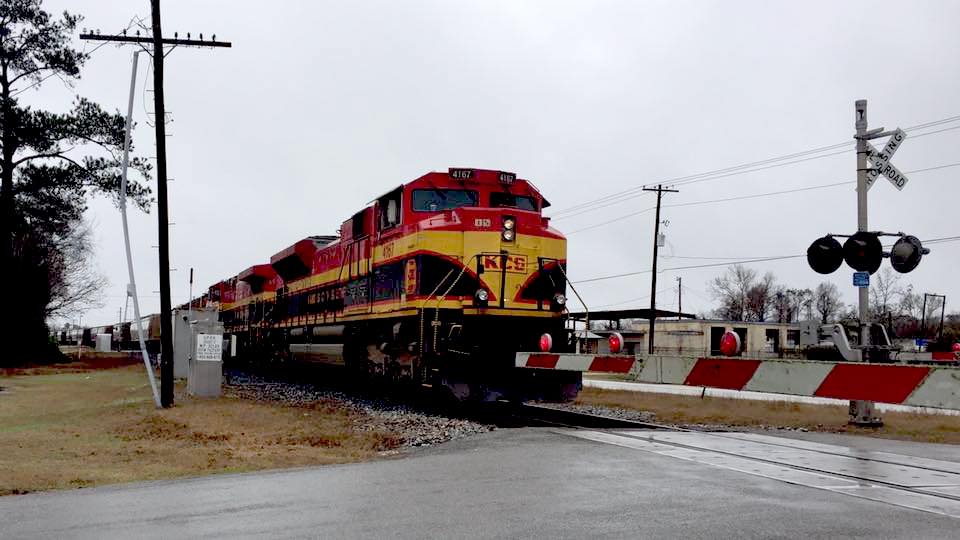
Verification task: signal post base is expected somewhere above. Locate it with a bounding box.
[849,399,884,427]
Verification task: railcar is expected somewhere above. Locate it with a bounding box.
[128,314,162,354]
[212,168,579,401]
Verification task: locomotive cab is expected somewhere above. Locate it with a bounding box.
[386,168,568,317]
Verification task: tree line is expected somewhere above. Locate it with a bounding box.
[0,1,151,365]
[709,264,957,342]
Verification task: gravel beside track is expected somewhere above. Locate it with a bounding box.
[223,371,494,448]
[221,370,812,447]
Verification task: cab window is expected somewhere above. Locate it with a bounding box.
[412,189,479,212]
[378,187,403,231]
[490,192,538,211]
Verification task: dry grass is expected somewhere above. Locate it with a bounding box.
[0,365,403,496]
[2,350,142,376]
[576,387,960,444]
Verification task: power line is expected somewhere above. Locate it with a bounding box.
[566,205,656,234]
[571,235,960,285]
[663,254,785,261]
[550,115,960,218]
[566,180,850,234]
[552,149,851,220]
[577,287,674,310]
[565,160,960,235]
[552,142,853,217]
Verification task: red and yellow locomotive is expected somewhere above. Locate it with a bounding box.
[210,168,578,400]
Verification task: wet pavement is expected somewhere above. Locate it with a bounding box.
[1,428,958,538]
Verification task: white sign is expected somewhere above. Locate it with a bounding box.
[865,128,908,191]
[873,158,909,190]
[196,333,223,362]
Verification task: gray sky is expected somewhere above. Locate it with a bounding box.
[37,0,960,326]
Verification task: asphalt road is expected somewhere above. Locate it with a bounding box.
[2,428,958,539]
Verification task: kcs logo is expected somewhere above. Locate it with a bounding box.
[482,255,527,274]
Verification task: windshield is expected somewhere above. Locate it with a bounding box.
[412,189,479,212]
[490,192,538,211]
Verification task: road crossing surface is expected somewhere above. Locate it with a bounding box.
[1,427,957,538]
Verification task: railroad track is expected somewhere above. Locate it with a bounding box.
[225,367,960,517]
[511,403,674,430]
[517,403,960,519]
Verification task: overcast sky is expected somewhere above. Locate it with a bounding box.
[36,0,960,326]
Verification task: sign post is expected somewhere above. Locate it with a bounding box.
[849,101,911,426]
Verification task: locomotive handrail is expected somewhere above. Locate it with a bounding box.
[553,262,589,346]
[419,267,457,357]
[430,254,481,351]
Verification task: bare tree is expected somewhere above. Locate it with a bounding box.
[772,287,793,323]
[745,272,776,322]
[813,282,842,323]
[44,220,106,318]
[787,288,814,322]
[839,303,859,321]
[709,265,756,321]
[870,268,903,318]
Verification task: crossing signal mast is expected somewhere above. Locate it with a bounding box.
[805,100,932,426]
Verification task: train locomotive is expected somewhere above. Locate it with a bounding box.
[208,168,580,401]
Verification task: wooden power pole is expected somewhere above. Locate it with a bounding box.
[81,1,231,407]
[642,184,678,354]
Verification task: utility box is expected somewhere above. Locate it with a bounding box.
[187,320,224,398]
[95,333,112,352]
[173,308,219,378]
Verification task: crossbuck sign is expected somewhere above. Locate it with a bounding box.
[865,128,909,191]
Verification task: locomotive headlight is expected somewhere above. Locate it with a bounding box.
[501,229,515,242]
[553,293,566,306]
[475,288,489,306]
[502,217,515,230]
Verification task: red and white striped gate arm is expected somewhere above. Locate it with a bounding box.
[515,352,636,374]
[636,356,960,410]
[515,352,960,410]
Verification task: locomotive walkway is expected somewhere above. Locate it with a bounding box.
[2,426,958,538]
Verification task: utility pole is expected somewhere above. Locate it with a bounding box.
[642,184,678,354]
[80,1,231,408]
[851,99,879,426]
[676,276,682,320]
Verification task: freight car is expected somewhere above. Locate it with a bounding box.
[208,168,580,401]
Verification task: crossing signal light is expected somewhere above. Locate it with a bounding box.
[843,232,883,274]
[807,236,843,274]
[890,235,929,273]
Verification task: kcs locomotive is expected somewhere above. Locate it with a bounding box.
[203,168,579,401]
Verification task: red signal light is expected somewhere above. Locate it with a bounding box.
[539,333,553,352]
[843,232,882,274]
[608,332,624,354]
[719,331,741,356]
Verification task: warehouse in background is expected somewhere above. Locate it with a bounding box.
[569,309,800,358]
